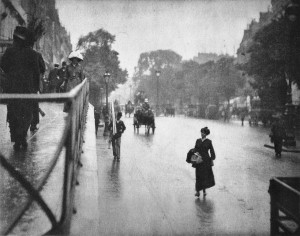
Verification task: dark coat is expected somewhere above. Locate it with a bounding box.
[0,44,43,143]
[65,64,84,92]
[193,138,216,191]
[0,45,42,93]
[108,119,126,139]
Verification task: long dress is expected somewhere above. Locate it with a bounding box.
[193,138,216,191]
[0,44,42,144]
[65,63,84,92]
[63,63,84,112]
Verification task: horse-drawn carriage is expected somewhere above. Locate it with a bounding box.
[163,104,175,117]
[133,108,155,134]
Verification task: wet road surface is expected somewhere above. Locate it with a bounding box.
[96,115,300,235]
[0,103,66,235]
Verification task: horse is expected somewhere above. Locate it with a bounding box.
[125,103,134,117]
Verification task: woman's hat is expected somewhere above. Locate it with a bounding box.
[68,51,83,61]
[201,127,210,135]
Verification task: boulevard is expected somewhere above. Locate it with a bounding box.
[96,115,300,235]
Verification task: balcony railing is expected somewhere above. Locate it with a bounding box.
[0,78,89,235]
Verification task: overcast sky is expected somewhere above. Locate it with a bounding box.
[56,0,270,76]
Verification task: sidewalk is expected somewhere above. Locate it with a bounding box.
[229,116,300,153]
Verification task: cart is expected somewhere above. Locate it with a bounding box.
[269,177,300,235]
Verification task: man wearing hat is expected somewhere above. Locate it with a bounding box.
[108,111,126,161]
[0,26,43,150]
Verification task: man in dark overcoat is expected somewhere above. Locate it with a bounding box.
[26,30,46,132]
[0,26,43,150]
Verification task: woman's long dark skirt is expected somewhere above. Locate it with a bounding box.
[7,101,33,143]
[195,161,215,192]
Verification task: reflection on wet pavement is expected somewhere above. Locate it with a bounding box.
[0,103,66,235]
[97,116,300,235]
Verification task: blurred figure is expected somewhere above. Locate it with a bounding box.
[94,108,100,135]
[240,109,247,126]
[26,29,46,132]
[58,61,67,92]
[48,63,60,93]
[63,51,84,112]
[0,26,43,150]
[270,114,286,157]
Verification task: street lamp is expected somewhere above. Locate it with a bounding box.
[100,87,104,110]
[104,71,111,113]
[155,70,161,116]
[283,0,300,146]
[103,71,110,136]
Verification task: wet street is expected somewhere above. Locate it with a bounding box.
[97,115,300,235]
[0,104,66,235]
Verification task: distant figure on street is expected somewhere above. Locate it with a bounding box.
[58,61,67,92]
[0,26,43,150]
[48,63,60,93]
[270,114,286,157]
[108,111,126,161]
[240,110,247,126]
[63,51,84,112]
[94,108,100,135]
[187,127,216,197]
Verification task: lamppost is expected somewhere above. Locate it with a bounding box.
[100,87,103,111]
[103,71,110,136]
[155,70,161,116]
[284,0,300,146]
[129,84,132,102]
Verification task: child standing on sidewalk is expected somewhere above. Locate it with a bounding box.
[109,112,126,161]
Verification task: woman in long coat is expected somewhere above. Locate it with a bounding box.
[63,51,84,112]
[65,51,84,92]
[193,127,216,197]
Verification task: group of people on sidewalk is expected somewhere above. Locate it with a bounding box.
[0,26,84,150]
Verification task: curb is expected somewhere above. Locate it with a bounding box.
[264,144,300,153]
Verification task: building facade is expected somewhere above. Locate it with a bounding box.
[0,0,72,71]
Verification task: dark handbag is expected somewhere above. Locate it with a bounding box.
[186,148,195,163]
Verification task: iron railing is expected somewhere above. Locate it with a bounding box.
[0,78,89,235]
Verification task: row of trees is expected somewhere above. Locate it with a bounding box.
[132,50,245,110]
[242,12,300,111]
[76,29,128,108]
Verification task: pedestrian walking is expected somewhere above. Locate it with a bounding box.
[108,111,126,161]
[26,30,46,132]
[58,61,67,92]
[240,109,247,126]
[0,26,43,150]
[186,127,216,197]
[94,108,100,135]
[270,114,286,157]
[48,63,60,93]
[63,51,84,112]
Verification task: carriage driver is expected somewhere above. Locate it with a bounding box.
[142,98,150,111]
